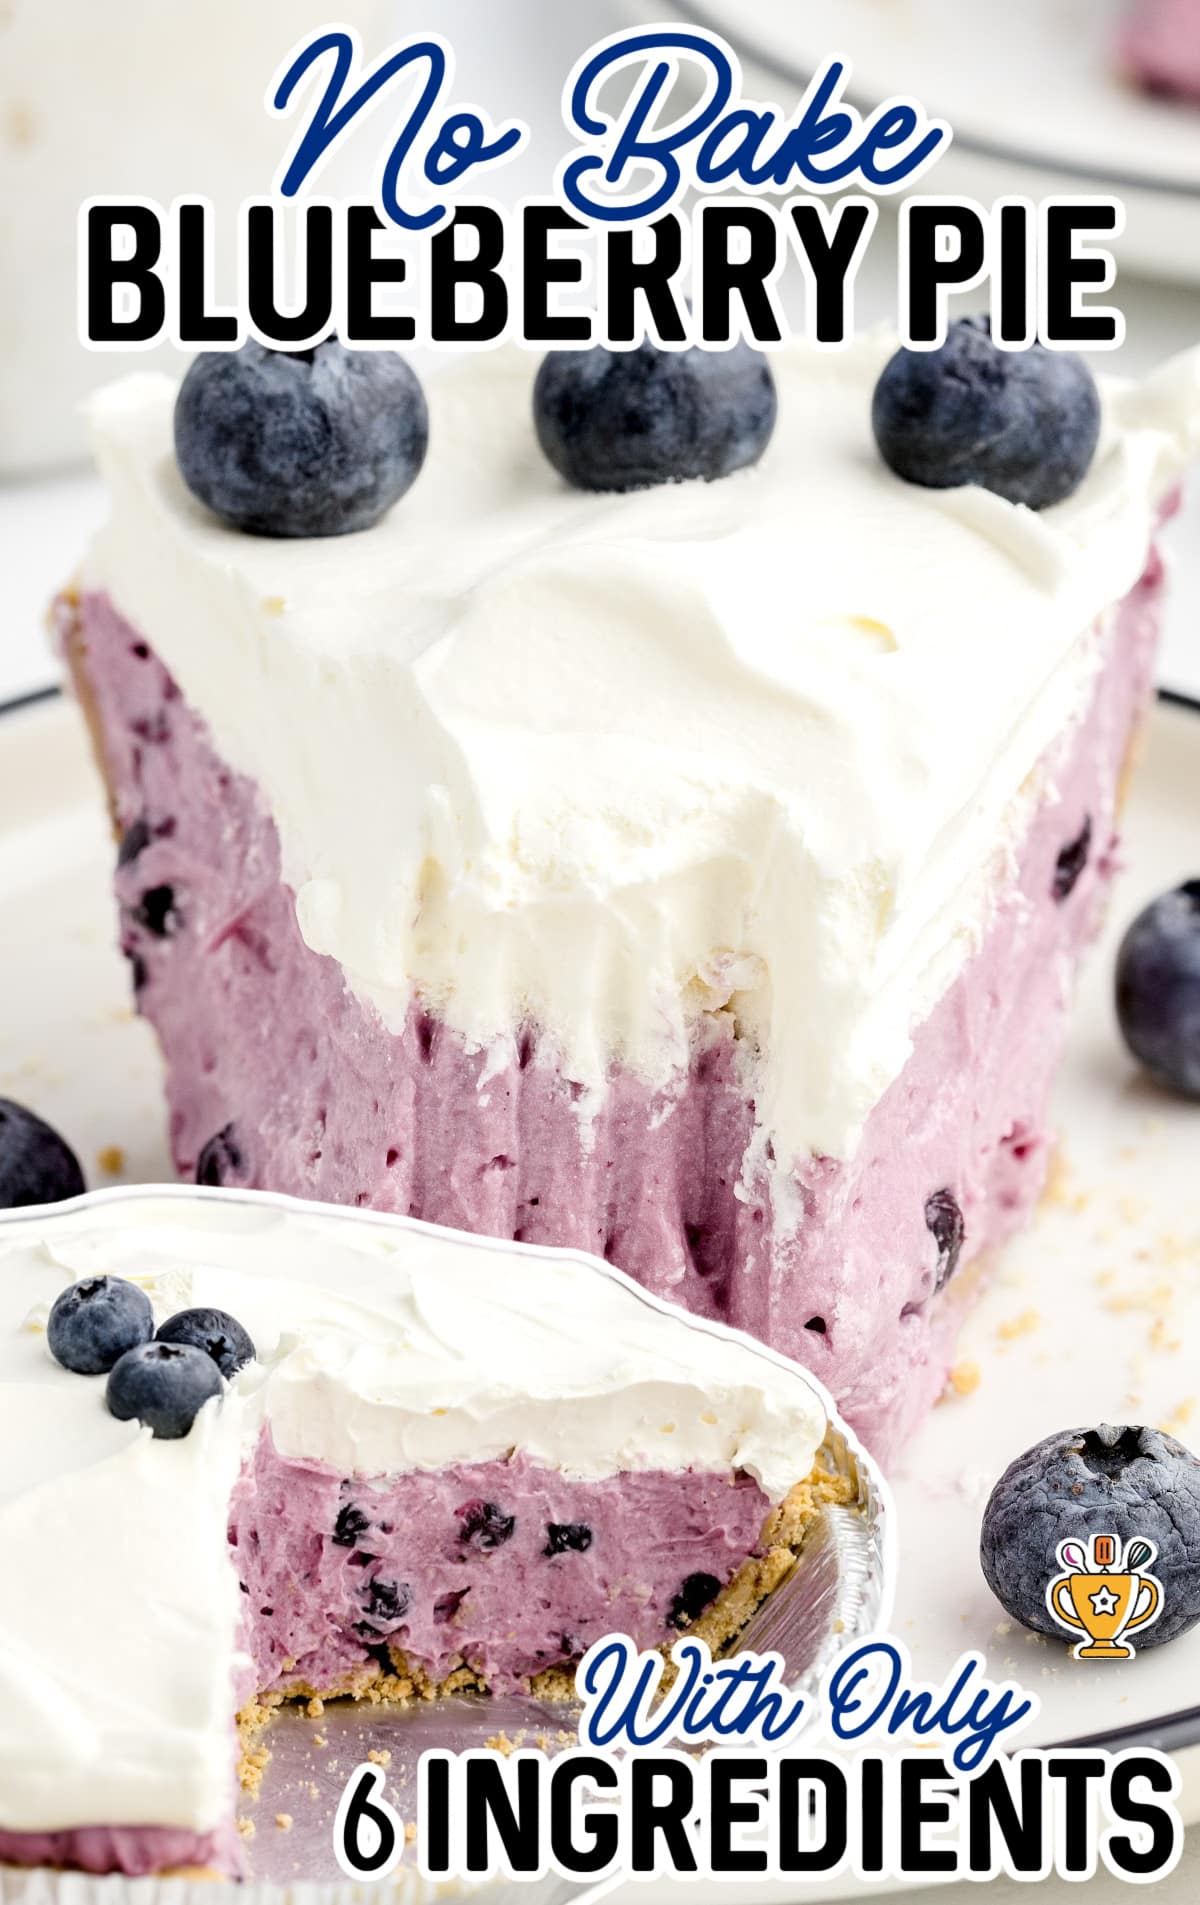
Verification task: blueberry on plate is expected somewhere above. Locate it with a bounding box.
[1115,881,1200,1099]
[174,340,429,538]
[533,339,777,493]
[981,1424,1200,1647]
[157,1306,256,1377]
[871,318,1101,511]
[0,1099,86,1208]
[48,1275,154,1375]
[107,1339,224,1439]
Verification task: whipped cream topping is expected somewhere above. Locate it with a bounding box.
[0,1187,827,1835]
[83,340,1200,1168]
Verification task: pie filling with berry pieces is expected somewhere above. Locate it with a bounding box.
[59,333,1200,1463]
[0,1192,844,1878]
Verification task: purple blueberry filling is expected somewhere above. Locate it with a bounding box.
[229,1435,770,1693]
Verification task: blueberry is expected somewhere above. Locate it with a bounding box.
[871,319,1101,511]
[0,1100,86,1209]
[533,340,777,493]
[132,885,180,938]
[363,1578,411,1626]
[106,1339,223,1438]
[1115,882,1200,1098]
[333,1502,371,1548]
[925,1189,965,1291]
[174,341,429,538]
[48,1275,154,1374]
[981,1424,1200,1647]
[544,1522,593,1556]
[157,1306,255,1377]
[1053,816,1093,902]
[117,818,152,868]
[458,1500,515,1549]
[669,1571,721,1629]
[196,1125,242,1187]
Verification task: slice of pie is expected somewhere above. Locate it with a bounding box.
[60,335,1200,1459]
[0,1189,842,1877]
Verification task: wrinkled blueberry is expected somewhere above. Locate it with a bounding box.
[1053,816,1093,902]
[117,817,152,868]
[1115,881,1200,1099]
[196,1125,242,1187]
[981,1424,1200,1647]
[669,1572,721,1629]
[872,318,1101,511]
[925,1189,965,1291]
[106,1339,224,1439]
[0,1100,86,1209]
[175,341,429,538]
[48,1274,154,1375]
[133,885,180,938]
[333,1502,371,1548]
[544,1522,593,1556]
[534,339,777,493]
[459,1500,516,1549]
[157,1306,256,1378]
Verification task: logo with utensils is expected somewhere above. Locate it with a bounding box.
[1046,1533,1163,1659]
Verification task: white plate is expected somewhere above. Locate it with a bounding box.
[1,690,1198,1898]
[653,0,1200,284]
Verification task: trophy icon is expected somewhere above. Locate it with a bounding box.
[1046,1533,1163,1659]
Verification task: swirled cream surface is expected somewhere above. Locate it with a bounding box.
[84,339,1200,1166]
[0,1187,827,1834]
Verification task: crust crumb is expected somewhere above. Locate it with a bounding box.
[1041,1148,1072,1208]
[1160,1399,1195,1438]
[946,1361,981,1398]
[996,1308,1039,1343]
